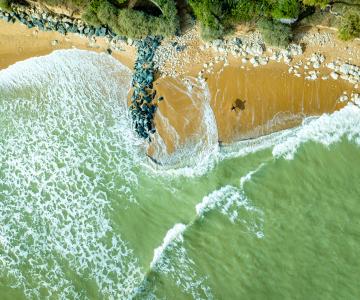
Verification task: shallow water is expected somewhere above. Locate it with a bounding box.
[0,50,360,299]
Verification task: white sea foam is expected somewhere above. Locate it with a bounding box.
[147,76,220,178]
[0,50,146,298]
[273,103,360,159]
[151,228,213,300]
[196,166,265,238]
[150,223,187,269]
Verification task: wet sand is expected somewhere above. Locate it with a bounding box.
[150,61,356,160]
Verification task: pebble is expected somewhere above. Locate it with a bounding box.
[330,72,339,80]
[338,95,348,102]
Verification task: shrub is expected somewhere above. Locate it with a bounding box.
[339,11,360,41]
[301,0,329,8]
[84,0,179,39]
[188,0,237,39]
[82,0,102,26]
[0,0,11,11]
[258,18,293,47]
[271,0,301,19]
[231,0,271,22]
[200,23,225,41]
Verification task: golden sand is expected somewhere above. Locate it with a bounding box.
[149,62,355,160]
[0,19,135,70]
[1,19,359,159]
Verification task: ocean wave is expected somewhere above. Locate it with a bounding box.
[150,223,187,270]
[0,49,146,298]
[196,166,265,238]
[149,224,213,300]
[272,103,360,159]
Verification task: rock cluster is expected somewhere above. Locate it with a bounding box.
[130,36,162,141]
[197,38,304,81]
[204,34,265,58]
[326,61,360,84]
[0,6,118,41]
[153,27,200,77]
[308,53,325,69]
[337,92,360,105]
[351,93,360,105]
[298,31,335,47]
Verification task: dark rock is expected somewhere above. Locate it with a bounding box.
[176,45,186,52]
[58,26,66,35]
[69,25,78,33]
[99,27,107,36]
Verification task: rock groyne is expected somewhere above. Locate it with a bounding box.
[130,36,162,141]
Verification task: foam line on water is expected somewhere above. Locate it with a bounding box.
[273,103,360,159]
[0,50,147,298]
[149,224,213,299]
[150,223,187,269]
[148,165,265,298]
[195,167,265,238]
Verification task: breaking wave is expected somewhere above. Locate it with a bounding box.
[0,50,145,298]
[1,49,360,299]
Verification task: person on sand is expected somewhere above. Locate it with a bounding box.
[231,98,246,112]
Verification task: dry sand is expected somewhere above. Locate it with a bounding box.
[0,19,135,70]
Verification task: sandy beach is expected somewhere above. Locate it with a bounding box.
[1,17,360,158]
[0,19,135,70]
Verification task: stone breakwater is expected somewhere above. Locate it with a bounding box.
[130,36,163,141]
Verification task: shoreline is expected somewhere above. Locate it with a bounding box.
[0,19,136,71]
[1,11,360,160]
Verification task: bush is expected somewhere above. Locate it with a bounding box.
[82,0,102,26]
[188,0,242,39]
[0,0,11,11]
[200,23,225,41]
[258,18,293,47]
[272,0,301,19]
[339,11,360,41]
[231,0,271,22]
[301,0,329,8]
[83,0,179,39]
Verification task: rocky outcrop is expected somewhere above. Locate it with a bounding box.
[130,36,162,141]
[0,5,117,40]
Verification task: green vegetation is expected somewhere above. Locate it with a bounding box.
[301,0,329,7]
[271,0,301,19]
[258,18,293,47]
[82,0,179,38]
[339,11,360,40]
[0,0,11,11]
[188,0,270,40]
[187,0,301,41]
[4,0,360,44]
[188,0,360,43]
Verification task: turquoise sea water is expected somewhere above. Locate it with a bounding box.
[0,50,359,299]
